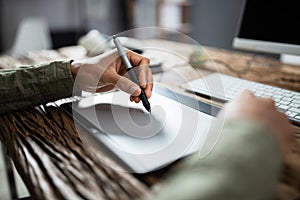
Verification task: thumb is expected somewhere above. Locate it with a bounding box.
[114,75,141,96]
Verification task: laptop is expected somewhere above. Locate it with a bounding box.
[61,84,220,173]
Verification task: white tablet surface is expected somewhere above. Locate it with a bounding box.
[72,87,216,173]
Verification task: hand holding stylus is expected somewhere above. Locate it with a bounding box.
[113,35,152,112]
[70,43,153,107]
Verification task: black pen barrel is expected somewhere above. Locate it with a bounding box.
[139,89,151,112]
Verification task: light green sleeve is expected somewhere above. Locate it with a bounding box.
[146,121,282,200]
[0,60,74,115]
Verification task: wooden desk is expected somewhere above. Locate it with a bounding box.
[0,40,300,199]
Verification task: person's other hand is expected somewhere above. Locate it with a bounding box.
[223,90,295,156]
[70,49,152,102]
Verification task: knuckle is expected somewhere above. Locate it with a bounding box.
[144,57,150,64]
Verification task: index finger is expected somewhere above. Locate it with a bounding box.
[126,50,150,67]
[127,50,153,98]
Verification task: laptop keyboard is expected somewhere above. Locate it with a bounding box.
[182,73,300,124]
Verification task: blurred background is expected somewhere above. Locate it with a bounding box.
[0,0,244,53]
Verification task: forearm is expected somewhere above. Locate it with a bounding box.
[0,60,74,115]
[147,121,282,200]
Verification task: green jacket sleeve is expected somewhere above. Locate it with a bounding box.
[0,60,74,115]
[147,121,282,200]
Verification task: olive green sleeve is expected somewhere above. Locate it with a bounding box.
[0,60,74,115]
[146,121,282,200]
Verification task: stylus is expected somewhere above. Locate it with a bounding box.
[113,35,151,113]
